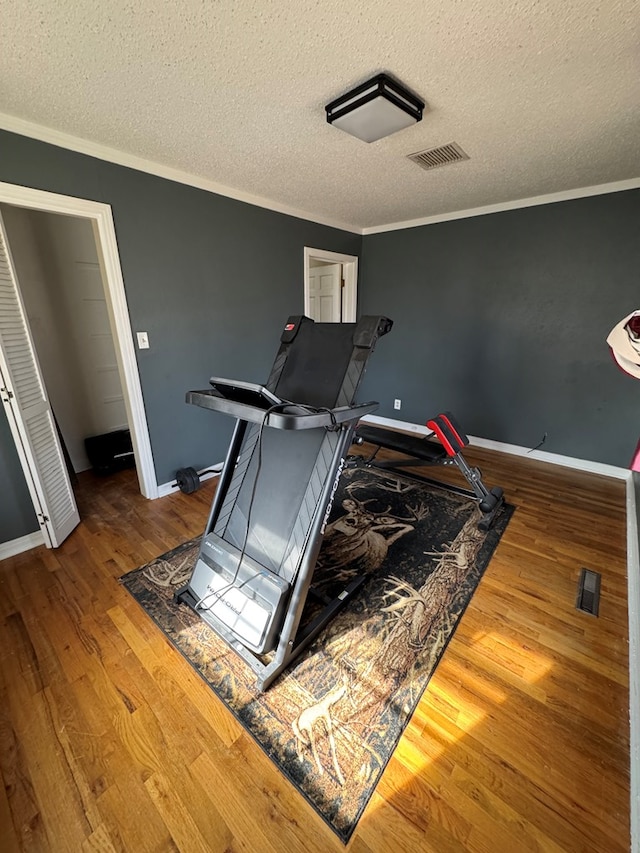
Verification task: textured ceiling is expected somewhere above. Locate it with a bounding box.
[1,0,638,231]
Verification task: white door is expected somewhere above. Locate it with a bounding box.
[0,211,80,547]
[307,263,342,322]
[67,260,128,434]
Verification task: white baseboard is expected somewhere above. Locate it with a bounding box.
[360,414,630,479]
[362,413,433,436]
[0,530,45,560]
[469,435,630,479]
[157,463,222,498]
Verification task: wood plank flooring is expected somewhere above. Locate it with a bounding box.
[0,446,630,852]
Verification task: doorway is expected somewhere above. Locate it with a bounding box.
[1,204,130,474]
[303,247,358,322]
[0,181,157,549]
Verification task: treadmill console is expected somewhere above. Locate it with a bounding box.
[209,377,282,410]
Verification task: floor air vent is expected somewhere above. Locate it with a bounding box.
[576,568,601,616]
[407,142,469,171]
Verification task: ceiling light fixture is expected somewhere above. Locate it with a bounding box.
[325,73,425,143]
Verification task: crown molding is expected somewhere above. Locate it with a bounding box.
[1,112,638,237]
[361,177,640,235]
[0,111,360,234]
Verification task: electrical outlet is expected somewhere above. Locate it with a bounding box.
[137,331,150,350]
[394,398,401,410]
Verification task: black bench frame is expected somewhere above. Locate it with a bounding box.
[354,412,504,531]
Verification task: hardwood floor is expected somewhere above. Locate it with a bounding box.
[0,447,630,852]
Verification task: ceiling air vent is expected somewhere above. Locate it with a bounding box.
[407,142,469,171]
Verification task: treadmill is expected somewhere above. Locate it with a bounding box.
[175,314,392,690]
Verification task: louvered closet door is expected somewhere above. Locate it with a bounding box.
[0,210,79,548]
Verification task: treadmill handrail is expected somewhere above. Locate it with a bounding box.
[186,389,379,429]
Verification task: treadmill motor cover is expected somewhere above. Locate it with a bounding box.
[189,532,290,654]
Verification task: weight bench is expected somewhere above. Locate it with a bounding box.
[354,412,504,531]
[175,314,392,691]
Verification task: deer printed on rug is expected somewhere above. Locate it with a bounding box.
[121,461,513,842]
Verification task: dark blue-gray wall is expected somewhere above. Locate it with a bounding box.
[0,407,39,540]
[2,127,638,548]
[358,190,640,468]
[0,129,361,544]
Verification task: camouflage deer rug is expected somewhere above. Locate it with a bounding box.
[121,461,513,842]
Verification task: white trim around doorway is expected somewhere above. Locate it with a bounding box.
[0,181,158,500]
[303,247,358,322]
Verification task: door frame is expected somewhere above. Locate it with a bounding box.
[303,247,358,322]
[0,181,158,499]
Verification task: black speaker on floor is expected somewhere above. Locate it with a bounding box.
[84,428,135,475]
